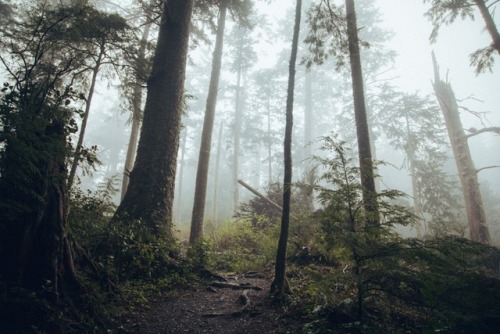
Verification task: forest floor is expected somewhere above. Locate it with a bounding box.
[130,271,303,334]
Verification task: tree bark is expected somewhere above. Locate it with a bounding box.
[121,18,153,200]
[113,0,194,238]
[271,0,301,297]
[345,0,379,227]
[190,1,227,245]
[432,53,491,244]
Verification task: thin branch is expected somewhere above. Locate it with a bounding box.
[476,165,500,174]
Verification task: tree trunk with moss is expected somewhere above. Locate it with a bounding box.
[113,0,194,238]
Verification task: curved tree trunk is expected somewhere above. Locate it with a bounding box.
[345,0,379,227]
[271,0,302,298]
[190,1,228,245]
[113,0,194,238]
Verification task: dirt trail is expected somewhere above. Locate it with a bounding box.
[134,273,302,333]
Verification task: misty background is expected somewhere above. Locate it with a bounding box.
[76,0,499,240]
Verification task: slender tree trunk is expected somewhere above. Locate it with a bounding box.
[232,30,244,214]
[67,45,104,191]
[190,2,227,245]
[432,53,491,244]
[271,0,301,297]
[113,0,194,238]
[121,19,153,200]
[304,69,315,210]
[345,0,379,226]
[473,0,500,53]
[213,122,224,225]
[404,110,424,238]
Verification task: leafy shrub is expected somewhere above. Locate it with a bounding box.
[207,219,278,272]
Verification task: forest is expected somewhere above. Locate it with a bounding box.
[1,0,500,333]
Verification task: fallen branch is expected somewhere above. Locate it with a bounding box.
[209,281,262,291]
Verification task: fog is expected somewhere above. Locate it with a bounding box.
[74,0,499,240]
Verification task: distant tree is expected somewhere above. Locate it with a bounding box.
[227,22,256,214]
[0,1,89,294]
[379,89,463,237]
[432,54,491,244]
[190,0,229,245]
[423,0,500,73]
[113,0,194,239]
[271,0,302,298]
[190,0,254,245]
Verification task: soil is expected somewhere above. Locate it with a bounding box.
[132,272,303,334]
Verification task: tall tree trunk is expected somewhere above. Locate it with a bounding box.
[271,0,301,297]
[473,0,500,53]
[432,53,491,244]
[67,45,104,191]
[121,18,153,200]
[190,2,227,245]
[345,0,379,226]
[212,122,224,225]
[113,0,194,238]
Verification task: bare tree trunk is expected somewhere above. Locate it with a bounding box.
[113,0,194,237]
[345,0,379,226]
[67,46,104,191]
[190,2,227,245]
[271,0,301,298]
[432,53,491,244]
[121,18,153,200]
